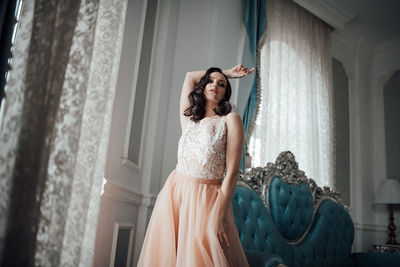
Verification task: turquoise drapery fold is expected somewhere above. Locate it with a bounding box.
[240,0,267,170]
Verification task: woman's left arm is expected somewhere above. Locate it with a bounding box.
[216,112,244,246]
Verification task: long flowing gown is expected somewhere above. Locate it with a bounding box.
[137,115,249,267]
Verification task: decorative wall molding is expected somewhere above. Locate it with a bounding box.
[354,222,387,233]
[355,36,375,64]
[122,0,149,172]
[293,0,357,29]
[103,180,156,207]
[370,39,400,98]
[375,69,399,91]
[373,38,400,63]
[109,222,135,267]
[331,38,354,81]
[371,38,400,86]
[332,25,385,253]
[332,30,358,52]
[332,30,375,78]
[121,156,141,172]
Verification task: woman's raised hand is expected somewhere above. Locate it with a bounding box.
[224,64,255,78]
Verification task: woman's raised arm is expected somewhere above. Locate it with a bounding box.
[179,65,254,128]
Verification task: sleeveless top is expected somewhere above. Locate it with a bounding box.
[176,115,227,179]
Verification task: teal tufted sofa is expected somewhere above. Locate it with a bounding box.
[232,151,400,267]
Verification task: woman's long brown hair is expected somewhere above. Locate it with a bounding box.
[184,67,232,122]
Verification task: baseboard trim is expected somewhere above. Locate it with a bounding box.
[354,222,387,232]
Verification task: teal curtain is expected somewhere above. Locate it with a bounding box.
[240,0,267,170]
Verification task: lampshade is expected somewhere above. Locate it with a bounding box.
[374,179,400,204]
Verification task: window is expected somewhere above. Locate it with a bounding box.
[248,0,334,187]
[0,0,24,128]
[0,0,23,110]
[332,58,350,205]
[126,0,157,167]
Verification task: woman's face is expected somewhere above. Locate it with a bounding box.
[204,72,227,104]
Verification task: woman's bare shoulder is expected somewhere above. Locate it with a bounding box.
[226,112,242,123]
[226,112,243,133]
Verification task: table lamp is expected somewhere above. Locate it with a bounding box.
[374,178,400,245]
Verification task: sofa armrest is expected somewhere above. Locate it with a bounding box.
[352,252,400,267]
[244,249,286,267]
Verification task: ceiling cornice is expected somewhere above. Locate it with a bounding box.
[293,0,357,29]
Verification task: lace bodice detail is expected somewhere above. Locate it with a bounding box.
[176,115,227,179]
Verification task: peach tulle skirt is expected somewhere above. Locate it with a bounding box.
[137,169,249,267]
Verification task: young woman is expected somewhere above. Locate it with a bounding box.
[137,64,255,266]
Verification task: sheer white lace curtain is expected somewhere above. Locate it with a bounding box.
[248,0,334,187]
[0,0,127,266]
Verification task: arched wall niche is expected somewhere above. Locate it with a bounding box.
[383,69,400,182]
[332,57,350,207]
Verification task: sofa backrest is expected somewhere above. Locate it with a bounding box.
[268,177,314,241]
[232,151,355,267]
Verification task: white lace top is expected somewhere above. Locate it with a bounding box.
[176,115,227,179]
